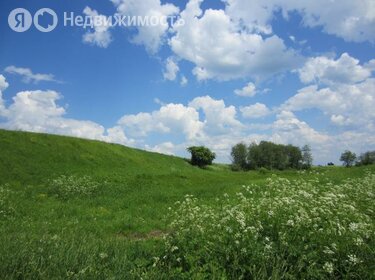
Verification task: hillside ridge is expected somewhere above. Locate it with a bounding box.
[0,129,193,184]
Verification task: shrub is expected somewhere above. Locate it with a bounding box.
[187,146,216,168]
[230,164,243,172]
[154,173,375,279]
[48,175,100,199]
[257,167,268,175]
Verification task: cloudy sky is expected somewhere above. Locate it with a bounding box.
[1,0,374,164]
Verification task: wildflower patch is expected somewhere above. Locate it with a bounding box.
[156,173,375,279]
[48,175,101,200]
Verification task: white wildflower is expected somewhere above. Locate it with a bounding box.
[323,262,334,274]
[99,252,108,259]
[348,254,362,265]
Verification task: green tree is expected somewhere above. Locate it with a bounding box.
[301,145,313,169]
[247,142,261,170]
[340,150,357,167]
[358,151,375,166]
[285,145,303,169]
[187,146,216,167]
[246,141,301,170]
[231,143,248,171]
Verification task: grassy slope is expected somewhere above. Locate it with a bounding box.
[0,129,268,234]
[1,129,373,233]
[1,129,374,278]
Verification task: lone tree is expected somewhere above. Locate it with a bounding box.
[301,145,313,169]
[340,150,357,167]
[231,143,248,170]
[187,146,216,167]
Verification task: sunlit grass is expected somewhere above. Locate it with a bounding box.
[0,129,374,279]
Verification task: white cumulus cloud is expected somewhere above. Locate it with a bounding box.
[0,75,10,116]
[241,103,271,119]
[189,95,243,135]
[82,7,113,48]
[283,79,375,129]
[224,0,375,43]
[118,103,204,140]
[163,57,179,81]
[111,0,179,54]
[0,83,133,145]
[180,76,188,86]
[169,0,301,81]
[147,141,176,155]
[298,53,372,86]
[235,82,257,97]
[4,66,59,84]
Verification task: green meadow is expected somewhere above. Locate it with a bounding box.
[0,129,374,279]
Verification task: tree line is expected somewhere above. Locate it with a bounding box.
[186,144,374,170]
[231,141,312,171]
[340,150,375,167]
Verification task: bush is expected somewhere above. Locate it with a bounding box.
[154,173,375,279]
[187,146,216,168]
[230,164,243,172]
[48,175,100,199]
[257,167,268,175]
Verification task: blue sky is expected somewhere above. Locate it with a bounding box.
[0,0,374,164]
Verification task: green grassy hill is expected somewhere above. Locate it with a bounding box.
[0,129,276,235]
[0,129,374,279]
[0,129,198,185]
[1,129,369,185]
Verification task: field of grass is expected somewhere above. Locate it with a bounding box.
[0,129,374,279]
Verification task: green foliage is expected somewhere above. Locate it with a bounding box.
[156,173,375,279]
[257,167,269,175]
[358,151,375,166]
[340,150,357,167]
[247,141,302,170]
[286,144,304,169]
[231,143,248,170]
[301,144,313,169]
[187,146,216,167]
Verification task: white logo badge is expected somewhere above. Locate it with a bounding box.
[8,8,58,33]
[8,8,33,32]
